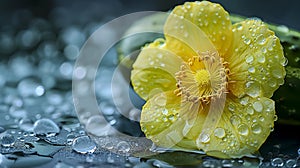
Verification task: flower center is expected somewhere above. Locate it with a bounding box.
[174,51,229,104]
[195,69,210,86]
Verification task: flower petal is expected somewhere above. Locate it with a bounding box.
[226,19,286,98]
[131,40,184,100]
[164,1,233,61]
[140,91,186,148]
[186,94,276,158]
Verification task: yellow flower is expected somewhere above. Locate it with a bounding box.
[131,1,286,158]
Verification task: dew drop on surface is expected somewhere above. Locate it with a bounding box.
[154,94,167,107]
[285,159,297,168]
[237,24,243,31]
[257,35,266,45]
[245,55,254,64]
[257,55,265,63]
[245,81,260,98]
[107,153,115,163]
[237,124,249,136]
[251,123,262,134]
[33,118,60,136]
[253,101,263,112]
[243,38,251,45]
[230,115,241,126]
[198,133,210,143]
[248,67,255,73]
[272,68,284,79]
[281,57,288,66]
[214,127,226,138]
[246,106,254,115]
[0,134,15,147]
[240,96,249,105]
[271,158,284,167]
[72,136,96,154]
[117,141,130,154]
[162,109,169,115]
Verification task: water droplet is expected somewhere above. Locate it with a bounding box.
[271,158,284,167]
[227,103,235,112]
[214,128,226,138]
[285,159,297,168]
[272,68,284,79]
[245,55,254,64]
[162,109,169,115]
[246,106,254,115]
[259,116,265,122]
[281,57,288,66]
[117,141,130,155]
[72,136,96,154]
[33,118,60,136]
[274,115,278,121]
[154,94,167,106]
[230,115,241,126]
[248,67,255,73]
[237,124,249,136]
[0,134,15,147]
[245,81,260,97]
[257,35,266,45]
[199,133,210,143]
[251,123,262,134]
[107,153,115,163]
[240,96,249,105]
[237,24,243,31]
[243,38,251,45]
[253,101,263,112]
[268,79,277,88]
[257,55,265,63]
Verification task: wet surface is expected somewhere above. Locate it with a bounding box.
[0,0,300,167]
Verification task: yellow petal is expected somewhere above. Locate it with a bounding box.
[164,1,233,60]
[185,94,276,158]
[131,40,184,100]
[140,91,186,148]
[227,19,286,98]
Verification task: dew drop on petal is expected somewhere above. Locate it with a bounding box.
[214,127,226,138]
[245,81,260,98]
[251,123,262,134]
[248,67,255,73]
[230,115,241,126]
[243,38,251,45]
[237,124,249,136]
[154,94,167,106]
[199,133,210,143]
[246,106,254,115]
[257,55,265,63]
[253,101,263,112]
[245,55,254,64]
